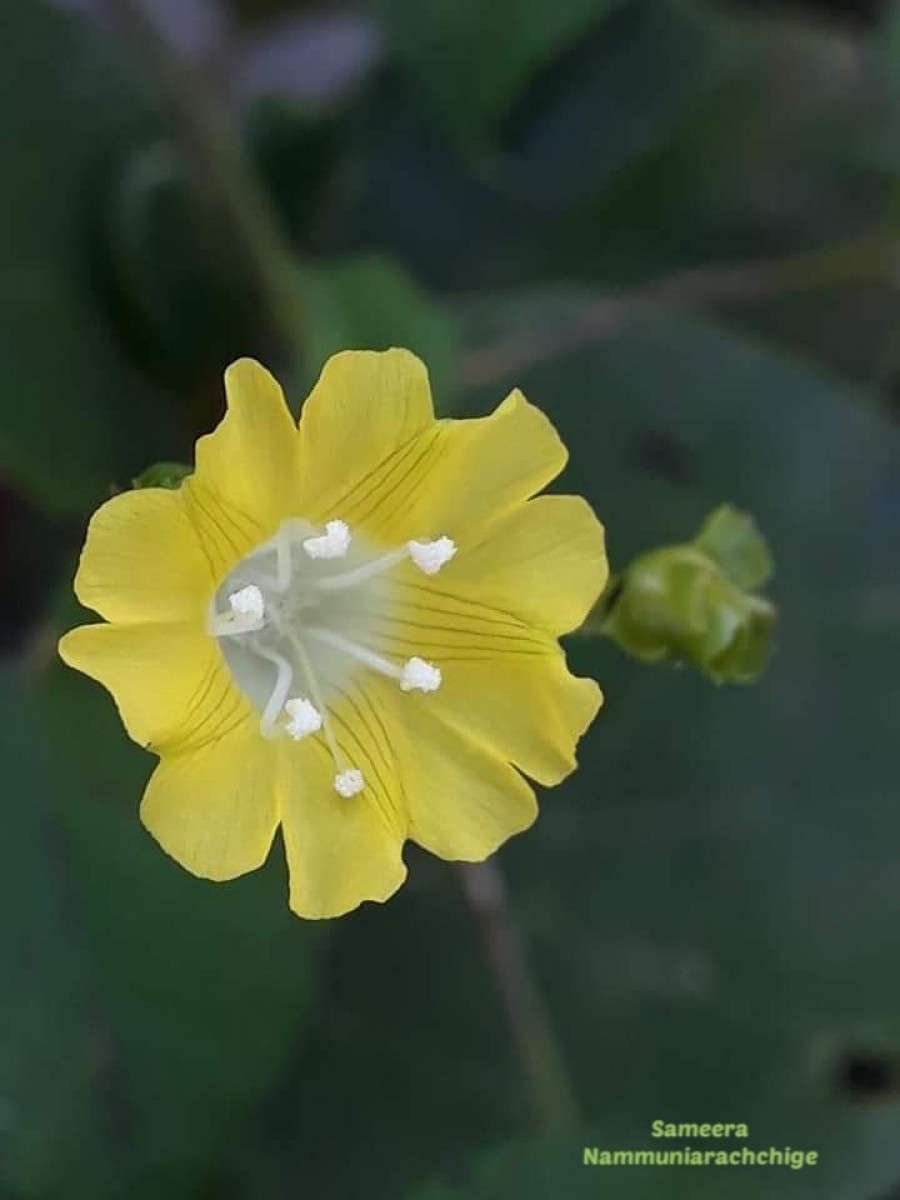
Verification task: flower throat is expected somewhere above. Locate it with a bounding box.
[208,518,455,797]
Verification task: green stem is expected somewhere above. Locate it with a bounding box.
[105,0,306,370]
[575,573,622,638]
[458,861,580,1132]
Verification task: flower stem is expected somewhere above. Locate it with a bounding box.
[104,0,307,371]
[458,860,579,1132]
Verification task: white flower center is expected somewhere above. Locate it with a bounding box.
[207,519,454,796]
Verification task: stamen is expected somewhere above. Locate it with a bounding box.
[284,696,323,740]
[305,626,403,680]
[251,645,295,739]
[314,535,456,593]
[230,584,265,619]
[306,628,442,696]
[335,769,365,798]
[208,583,266,637]
[400,656,442,693]
[303,519,351,560]
[314,547,407,592]
[273,617,366,795]
[408,536,456,575]
[275,519,305,591]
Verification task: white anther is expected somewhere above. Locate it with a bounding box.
[303,520,351,560]
[284,697,323,740]
[229,584,265,620]
[334,768,364,798]
[209,583,266,637]
[400,656,442,693]
[408,536,456,575]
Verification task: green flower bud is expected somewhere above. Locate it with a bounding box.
[600,506,776,684]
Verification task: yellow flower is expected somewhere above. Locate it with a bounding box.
[59,350,607,919]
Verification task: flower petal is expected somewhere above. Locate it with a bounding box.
[428,654,601,787]
[295,348,436,524]
[358,388,568,544]
[296,366,565,548]
[364,574,553,662]
[393,694,538,861]
[279,733,407,920]
[141,723,279,881]
[58,621,251,753]
[446,494,608,635]
[182,358,300,579]
[73,489,214,623]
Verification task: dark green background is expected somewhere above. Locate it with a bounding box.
[1,1,899,1197]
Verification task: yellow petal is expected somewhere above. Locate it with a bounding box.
[352,387,566,546]
[73,488,214,623]
[182,358,300,579]
[392,692,538,861]
[364,571,554,662]
[279,732,407,920]
[296,362,565,548]
[351,530,603,787]
[141,722,278,881]
[427,654,601,788]
[446,494,608,635]
[58,621,251,754]
[295,348,436,525]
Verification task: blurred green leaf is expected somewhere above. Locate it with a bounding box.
[372,0,624,144]
[0,666,111,1198]
[103,141,255,385]
[103,98,342,387]
[32,654,322,1197]
[344,1,735,290]
[694,504,773,591]
[301,256,460,404]
[342,3,888,311]
[0,0,183,514]
[246,96,343,245]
